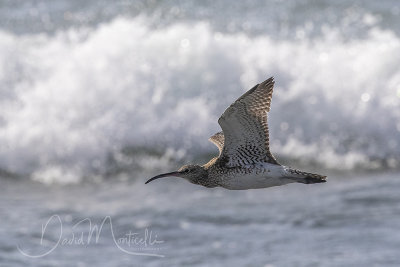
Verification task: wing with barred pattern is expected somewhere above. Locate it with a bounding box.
[217,77,280,166]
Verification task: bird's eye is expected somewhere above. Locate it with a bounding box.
[184,169,190,173]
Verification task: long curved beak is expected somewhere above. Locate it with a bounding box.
[145,171,181,184]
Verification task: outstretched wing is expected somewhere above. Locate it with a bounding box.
[217,77,279,166]
[208,131,224,156]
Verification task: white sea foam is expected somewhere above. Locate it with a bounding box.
[1,17,399,182]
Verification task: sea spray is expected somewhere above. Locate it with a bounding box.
[1,18,399,182]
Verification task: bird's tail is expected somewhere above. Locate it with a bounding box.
[286,168,327,184]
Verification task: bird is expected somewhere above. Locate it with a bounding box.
[145,77,326,190]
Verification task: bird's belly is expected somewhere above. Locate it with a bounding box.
[220,166,293,190]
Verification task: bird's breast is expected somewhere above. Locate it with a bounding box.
[211,163,292,190]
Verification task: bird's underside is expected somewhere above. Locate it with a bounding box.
[146,77,327,189]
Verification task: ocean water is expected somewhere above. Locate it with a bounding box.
[2,172,400,266]
[1,0,400,266]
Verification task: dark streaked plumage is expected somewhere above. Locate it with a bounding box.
[217,77,278,166]
[146,77,326,190]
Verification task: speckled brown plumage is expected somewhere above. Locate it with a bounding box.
[208,132,224,156]
[146,77,327,189]
[215,77,279,167]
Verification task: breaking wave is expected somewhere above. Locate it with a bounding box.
[1,17,399,183]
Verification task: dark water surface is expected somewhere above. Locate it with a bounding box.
[1,172,399,266]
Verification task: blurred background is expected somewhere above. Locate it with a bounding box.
[1,0,399,266]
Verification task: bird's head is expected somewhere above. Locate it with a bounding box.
[145,164,207,185]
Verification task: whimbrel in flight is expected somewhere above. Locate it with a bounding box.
[146,77,326,189]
